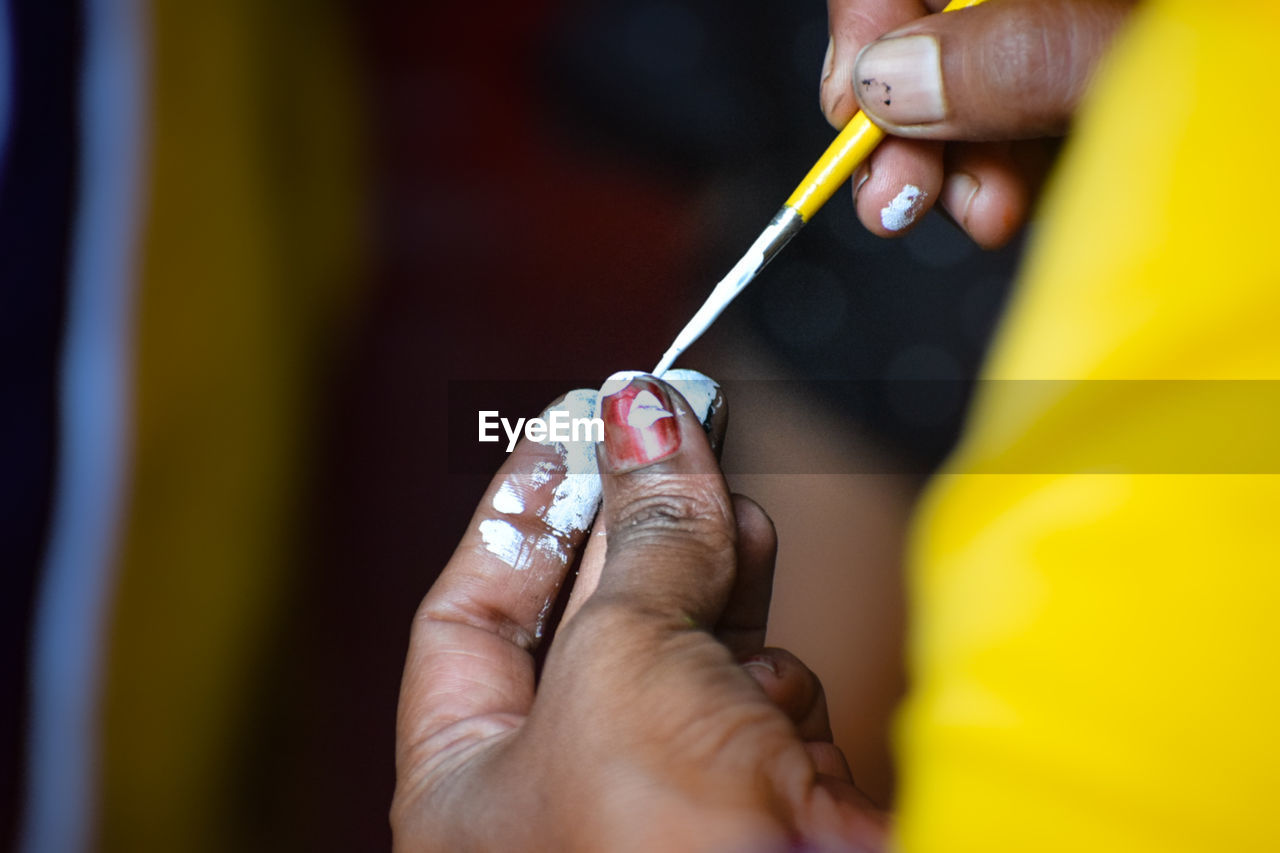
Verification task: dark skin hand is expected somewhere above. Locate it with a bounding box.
[393,377,886,851]
[823,0,1135,247]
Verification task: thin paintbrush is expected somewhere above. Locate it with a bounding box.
[653,0,986,377]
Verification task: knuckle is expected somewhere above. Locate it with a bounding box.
[555,596,674,681]
[980,6,1055,106]
[972,0,1107,129]
[569,595,645,638]
[610,487,734,557]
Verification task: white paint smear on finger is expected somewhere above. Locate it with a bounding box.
[491,481,524,515]
[541,389,602,537]
[881,184,926,231]
[479,518,527,568]
[478,518,569,572]
[529,460,558,489]
[534,533,569,566]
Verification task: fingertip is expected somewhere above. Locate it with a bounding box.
[854,141,943,238]
[597,372,688,474]
[731,494,777,554]
[962,179,1025,249]
[939,169,981,237]
[662,368,726,445]
[740,648,832,742]
[940,144,1033,249]
[592,369,736,623]
[731,494,778,577]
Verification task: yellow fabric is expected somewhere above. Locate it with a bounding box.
[900,1,1280,850]
[100,0,363,848]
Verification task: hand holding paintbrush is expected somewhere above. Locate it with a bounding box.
[656,0,1133,376]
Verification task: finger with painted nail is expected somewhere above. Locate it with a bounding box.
[537,371,887,848]
[559,369,726,627]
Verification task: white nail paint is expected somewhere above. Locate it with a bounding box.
[511,373,722,554]
[881,184,926,231]
[478,518,527,568]
[626,389,674,429]
[599,369,720,423]
[663,369,721,423]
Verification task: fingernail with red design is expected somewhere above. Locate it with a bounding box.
[599,373,681,472]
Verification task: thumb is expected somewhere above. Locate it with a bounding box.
[852,0,1132,139]
[591,372,736,627]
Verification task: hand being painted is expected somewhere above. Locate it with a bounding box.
[393,373,887,852]
[821,0,1135,247]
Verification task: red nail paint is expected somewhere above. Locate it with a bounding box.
[601,378,680,471]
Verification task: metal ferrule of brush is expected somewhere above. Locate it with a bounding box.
[757,204,805,268]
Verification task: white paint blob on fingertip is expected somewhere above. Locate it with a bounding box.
[881,184,926,231]
[492,481,524,515]
[478,518,526,568]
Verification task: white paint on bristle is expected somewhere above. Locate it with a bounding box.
[492,481,524,514]
[881,184,926,231]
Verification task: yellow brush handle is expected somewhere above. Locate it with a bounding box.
[783,0,987,222]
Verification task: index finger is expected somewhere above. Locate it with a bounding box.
[397,390,602,748]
